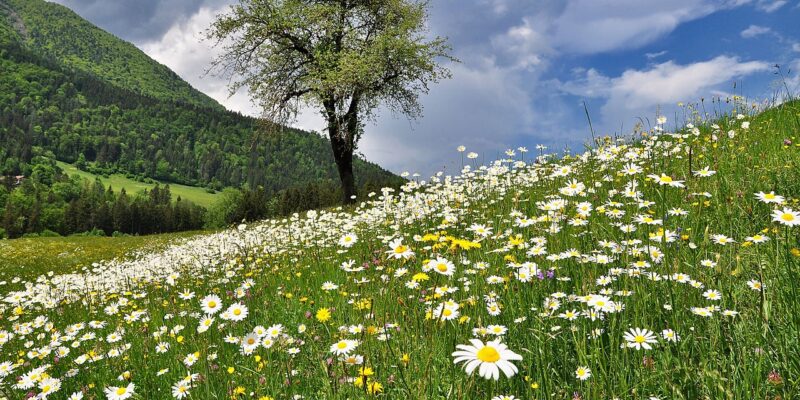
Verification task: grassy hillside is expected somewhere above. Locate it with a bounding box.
[55,161,221,208]
[0,0,220,109]
[2,99,799,399]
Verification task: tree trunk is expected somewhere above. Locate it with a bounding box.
[324,95,358,205]
[331,133,356,204]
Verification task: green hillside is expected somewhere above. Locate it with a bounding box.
[0,0,221,109]
[55,161,221,208]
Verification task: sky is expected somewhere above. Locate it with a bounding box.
[50,0,800,176]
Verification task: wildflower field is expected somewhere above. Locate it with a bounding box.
[2,98,800,400]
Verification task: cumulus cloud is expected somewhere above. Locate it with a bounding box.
[359,61,537,174]
[741,25,772,38]
[492,0,729,61]
[560,56,770,129]
[50,0,233,42]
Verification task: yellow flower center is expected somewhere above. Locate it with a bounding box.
[782,213,795,221]
[233,309,241,316]
[394,245,407,254]
[208,301,216,308]
[116,387,127,395]
[337,342,348,349]
[635,335,645,343]
[660,176,673,183]
[442,309,453,317]
[476,345,501,363]
[436,264,449,272]
[765,193,775,199]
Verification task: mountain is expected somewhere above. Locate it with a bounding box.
[0,0,401,194]
[1,0,220,109]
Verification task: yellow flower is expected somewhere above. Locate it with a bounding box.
[316,308,331,323]
[367,380,383,395]
[412,272,430,282]
[227,366,235,374]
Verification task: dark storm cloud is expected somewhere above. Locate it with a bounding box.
[49,0,234,42]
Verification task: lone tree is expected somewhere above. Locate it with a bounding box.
[207,0,453,203]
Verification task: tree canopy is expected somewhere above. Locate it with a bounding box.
[208,0,453,202]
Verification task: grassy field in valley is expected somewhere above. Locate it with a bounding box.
[56,161,222,208]
[0,230,208,284]
[1,98,800,399]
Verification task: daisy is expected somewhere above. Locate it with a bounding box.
[222,303,248,322]
[172,381,191,399]
[692,167,716,177]
[711,234,735,245]
[452,339,523,380]
[647,173,685,188]
[661,329,680,342]
[338,233,358,248]
[623,328,658,350]
[703,290,722,301]
[104,383,135,400]
[200,295,223,315]
[386,239,414,260]
[747,280,763,291]
[772,208,800,227]
[330,339,359,356]
[575,366,591,381]
[745,234,770,243]
[755,191,785,204]
[242,333,261,350]
[427,257,455,276]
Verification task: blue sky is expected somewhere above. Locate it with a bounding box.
[52,0,800,176]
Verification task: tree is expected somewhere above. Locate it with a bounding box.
[208,0,452,203]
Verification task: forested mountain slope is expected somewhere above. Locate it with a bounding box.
[0,0,401,193]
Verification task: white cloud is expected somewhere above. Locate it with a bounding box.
[740,25,772,38]
[560,56,770,128]
[493,0,730,63]
[756,0,787,12]
[792,43,800,52]
[139,5,261,117]
[359,61,537,175]
[490,17,552,70]
[646,50,668,59]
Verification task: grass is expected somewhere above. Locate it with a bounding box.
[0,230,207,284]
[56,161,222,208]
[2,97,800,399]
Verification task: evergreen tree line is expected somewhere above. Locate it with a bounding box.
[0,157,205,238]
[0,157,399,239]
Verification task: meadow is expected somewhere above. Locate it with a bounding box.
[1,97,799,400]
[55,161,222,208]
